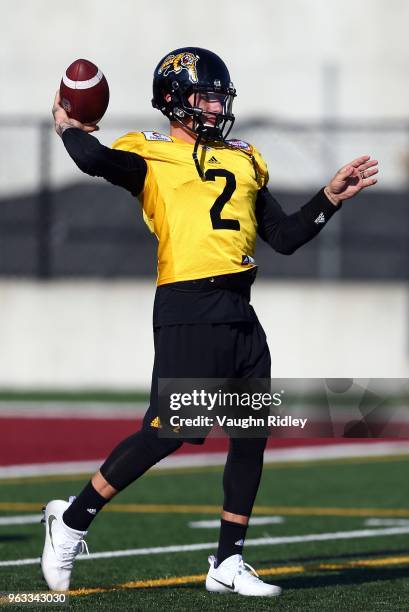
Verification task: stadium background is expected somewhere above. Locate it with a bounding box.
[0,2,409,610]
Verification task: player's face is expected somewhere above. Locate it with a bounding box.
[188,92,224,126]
[165,90,233,143]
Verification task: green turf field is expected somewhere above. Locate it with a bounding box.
[1,455,409,611]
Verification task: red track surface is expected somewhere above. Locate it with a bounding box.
[0,417,386,466]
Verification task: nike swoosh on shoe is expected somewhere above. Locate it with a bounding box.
[211,577,235,591]
[48,515,57,551]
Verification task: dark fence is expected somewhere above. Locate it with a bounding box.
[1,182,408,280]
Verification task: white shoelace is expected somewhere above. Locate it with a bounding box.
[238,560,263,583]
[60,539,89,570]
[209,554,264,585]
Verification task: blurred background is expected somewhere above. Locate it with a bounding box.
[1,0,408,392]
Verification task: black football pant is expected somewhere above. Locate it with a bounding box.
[100,321,271,516]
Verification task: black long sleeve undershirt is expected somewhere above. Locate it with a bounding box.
[61,127,340,256]
[255,186,341,255]
[62,127,147,196]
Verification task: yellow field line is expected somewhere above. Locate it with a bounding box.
[1,453,409,486]
[66,554,409,597]
[1,501,409,517]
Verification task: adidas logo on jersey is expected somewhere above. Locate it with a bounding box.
[86,508,97,515]
[208,155,220,164]
[314,212,326,224]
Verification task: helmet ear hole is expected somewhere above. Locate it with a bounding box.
[184,86,194,106]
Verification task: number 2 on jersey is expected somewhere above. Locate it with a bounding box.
[205,169,240,231]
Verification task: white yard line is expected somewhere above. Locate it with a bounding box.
[1,441,408,478]
[2,525,409,568]
[189,516,284,528]
[364,518,409,527]
[3,514,406,529]
[0,515,42,526]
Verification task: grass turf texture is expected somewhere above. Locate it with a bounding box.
[1,456,409,611]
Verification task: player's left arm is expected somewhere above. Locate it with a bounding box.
[256,155,378,255]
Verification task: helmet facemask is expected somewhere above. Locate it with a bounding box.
[169,82,236,142]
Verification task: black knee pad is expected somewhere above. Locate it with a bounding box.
[100,429,182,491]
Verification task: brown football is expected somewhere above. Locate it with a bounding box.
[60,59,109,124]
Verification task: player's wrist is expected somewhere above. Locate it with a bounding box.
[55,120,74,137]
[324,186,341,207]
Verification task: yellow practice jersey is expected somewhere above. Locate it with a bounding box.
[112,131,269,285]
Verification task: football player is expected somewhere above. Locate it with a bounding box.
[41,47,378,597]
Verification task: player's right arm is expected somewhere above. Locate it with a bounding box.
[52,91,147,196]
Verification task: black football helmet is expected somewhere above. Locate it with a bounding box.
[152,47,236,142]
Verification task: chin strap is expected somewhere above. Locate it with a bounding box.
[250,155,260,186]
[192,131,205,179]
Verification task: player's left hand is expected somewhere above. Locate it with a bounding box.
[325,155,379,205]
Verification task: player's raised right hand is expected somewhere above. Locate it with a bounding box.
[52,91,99,137]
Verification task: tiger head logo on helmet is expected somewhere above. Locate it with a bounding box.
[158,52,199,84]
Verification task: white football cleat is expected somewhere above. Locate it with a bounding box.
[41,499,88,591]
[206,554,282,597]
